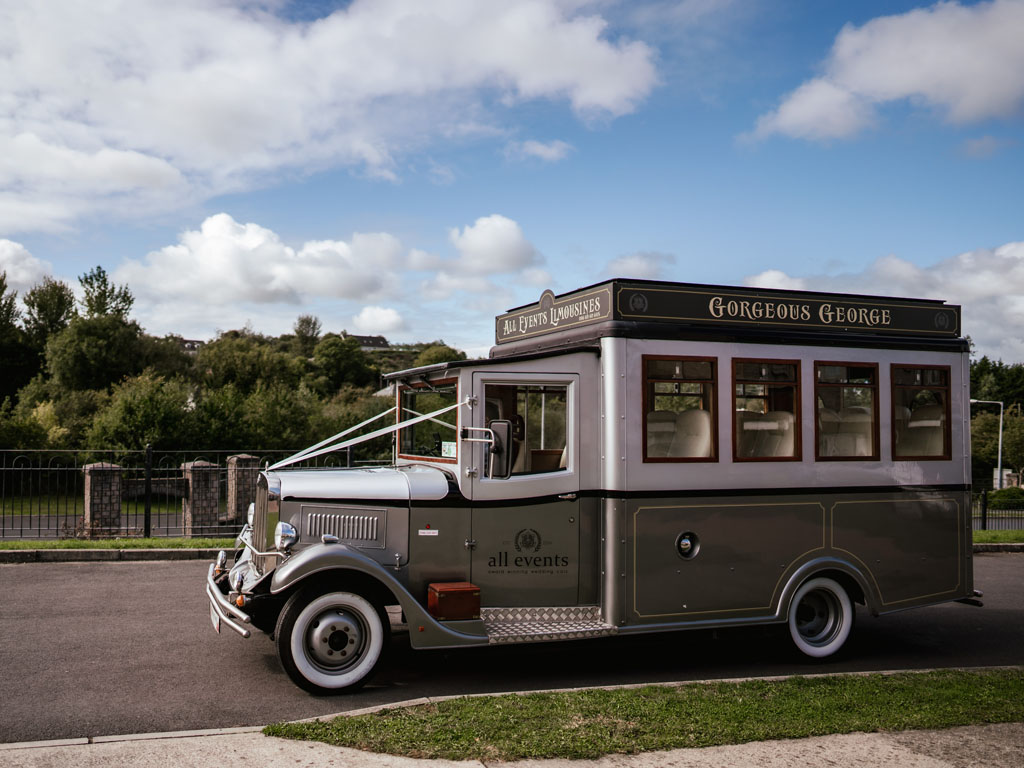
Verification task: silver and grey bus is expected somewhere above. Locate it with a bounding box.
[207,279,977,693]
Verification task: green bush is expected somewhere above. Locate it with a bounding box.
[987,486,1024,509]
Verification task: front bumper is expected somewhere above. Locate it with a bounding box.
[206,562,253,638]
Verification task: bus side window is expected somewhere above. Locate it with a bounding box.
[892,365,950,460]
[814,362,879,460]
[483,383,568,477]
[642,356,717,462]
[733,359,801,461]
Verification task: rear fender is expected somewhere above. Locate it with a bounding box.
[777,557,879,618]
[270,542,487,649]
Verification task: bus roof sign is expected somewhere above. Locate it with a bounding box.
[495,279,961,345]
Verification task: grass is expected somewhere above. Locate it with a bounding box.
[1,497,224,516]
[973,529,1024,544]
[0,537,237,550]
[265,668,1024,761]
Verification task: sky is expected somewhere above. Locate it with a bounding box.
[1,0,1022,360]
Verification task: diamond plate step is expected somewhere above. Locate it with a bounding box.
[481,606,617,644]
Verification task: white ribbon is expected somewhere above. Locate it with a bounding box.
[268,399,467,471]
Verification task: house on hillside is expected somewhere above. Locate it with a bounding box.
[341,332,389,352]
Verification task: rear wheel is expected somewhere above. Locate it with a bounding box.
[275,587,388,694]
[788,577,852,658]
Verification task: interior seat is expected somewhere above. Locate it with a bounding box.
[668,409,712,458]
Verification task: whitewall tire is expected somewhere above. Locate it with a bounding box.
[788,577,853,658]
[275,588,388,694]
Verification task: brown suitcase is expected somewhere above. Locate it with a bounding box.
[427,581,480,620]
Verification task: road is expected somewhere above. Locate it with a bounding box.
[1,554,1021,744]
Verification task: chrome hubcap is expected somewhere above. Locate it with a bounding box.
[796,590,840,646]
[306,608,366,670]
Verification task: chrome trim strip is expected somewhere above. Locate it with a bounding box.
[206,564,252,639]
[241,537,285,560]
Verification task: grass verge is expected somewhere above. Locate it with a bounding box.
[973,529,1024,544]
[265,668,1024,761]
[0,537,236,550]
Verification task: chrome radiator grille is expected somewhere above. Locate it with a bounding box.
[252,477,268,573]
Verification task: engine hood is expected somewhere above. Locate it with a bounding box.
[269,464,452,502]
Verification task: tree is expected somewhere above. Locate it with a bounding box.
[22,277,77,348]
[313,334,376,390]
[79,265,133,319]
[87,373,195,450]
[194,331,307,394]
[0,271,20,329]
[293,315,322,358]
[242,383,322,449]
[413,343,467,368]
[0,398,46,449]
[138,334,193,379]
[0,271,39,402]
[972,411,1024,482]
[192,384,249,449]
[970,356,1024,410]
[45,315,144,391]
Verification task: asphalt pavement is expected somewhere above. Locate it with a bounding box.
[1,550,1022,766]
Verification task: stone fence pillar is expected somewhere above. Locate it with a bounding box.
[182,461,220,537]
[83,463,122,536]
[226,454,260,525]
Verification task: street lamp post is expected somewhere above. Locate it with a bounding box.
[971,399,1005,489]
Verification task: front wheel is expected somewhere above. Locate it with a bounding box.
[788,577,852,658]
[275,587,388,694]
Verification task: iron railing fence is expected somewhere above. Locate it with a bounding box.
[972,491,1024,531]
[0,446,385,540]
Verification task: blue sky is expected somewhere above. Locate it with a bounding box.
[1,0,1022,359]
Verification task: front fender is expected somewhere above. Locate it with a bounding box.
[270,542,488,649]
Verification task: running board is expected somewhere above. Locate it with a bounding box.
[481,606,618,644]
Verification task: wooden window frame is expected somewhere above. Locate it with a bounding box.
[397,377,459,465]
[641,355,719,463]
[814,361,880,462]
[732,358,802,463]
[890,364,952,461]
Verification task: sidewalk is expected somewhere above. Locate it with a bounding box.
[3,722,1022,767]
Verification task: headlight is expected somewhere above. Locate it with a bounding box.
[230,569,245,592]
[246,502,255,526]
[274,521,298,551]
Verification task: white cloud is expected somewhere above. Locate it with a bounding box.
[448,214,541,275]
[111,211,547,346]
[750,79,875,142]
[116,213,409,310]
[751,0,1024,141]
[743,269,807,292]
[351,306,406,334]
[1,0,656,234]
[604,251,676,280]
[0,239,52,291]
[505,139,574,162]
[962,135,1015,158]
[522,267,553,286]
[743,241,1024,361]
[420,272,496,302]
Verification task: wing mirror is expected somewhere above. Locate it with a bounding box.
[488,420,512,479]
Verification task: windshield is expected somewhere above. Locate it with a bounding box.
[399,381,459,460]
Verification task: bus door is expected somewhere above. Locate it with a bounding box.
[469,373,580,607]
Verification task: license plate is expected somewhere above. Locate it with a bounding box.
[210,602,221,634]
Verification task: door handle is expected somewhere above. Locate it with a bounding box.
[558,493,577,500]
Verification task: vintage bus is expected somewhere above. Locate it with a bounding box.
[207,279,976,694]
